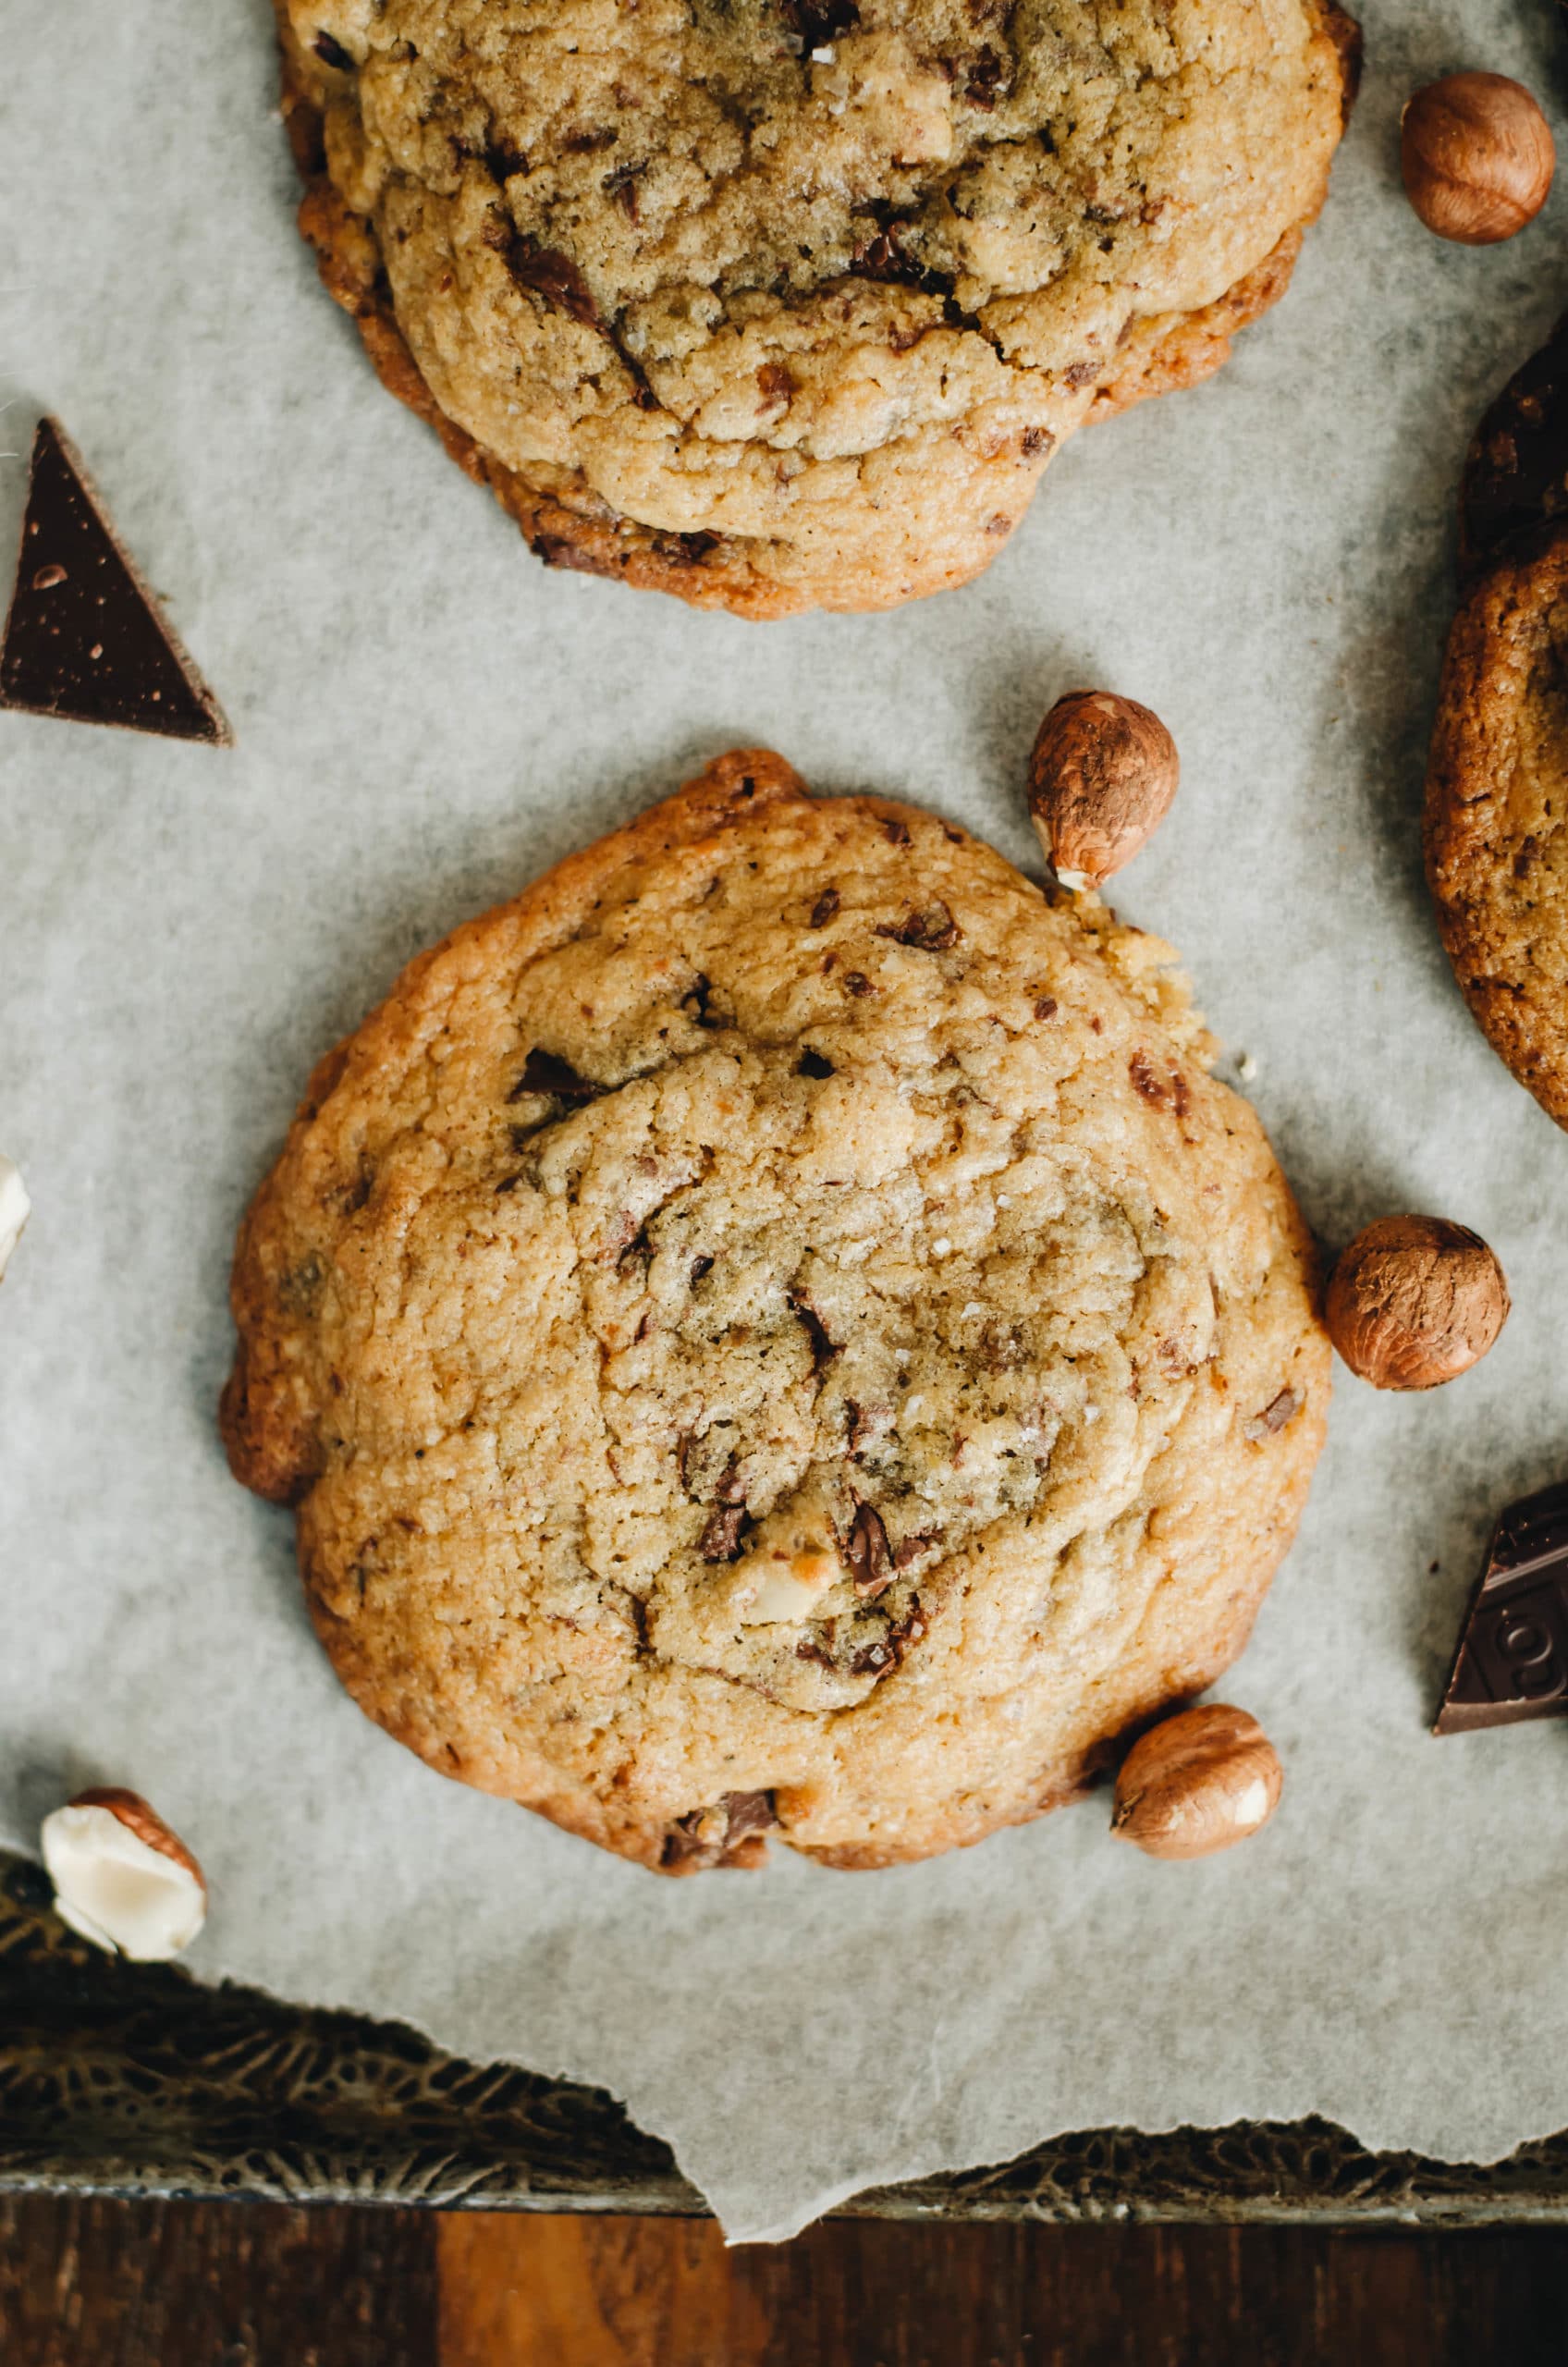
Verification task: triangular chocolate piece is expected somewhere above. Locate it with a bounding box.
[1435,1478,1568,1734]
[0,417,230,744]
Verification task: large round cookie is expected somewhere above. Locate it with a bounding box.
[223,751,1329,1871]
[1427,315,1568,1129]
[277,0,1356,618]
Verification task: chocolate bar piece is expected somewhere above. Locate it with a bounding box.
[1461,313,1568,581]
[1435,1479,1568,1733]
[0,416,229,743]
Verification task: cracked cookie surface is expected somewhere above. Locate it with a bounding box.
[223,750,1329,1870]
[279,0,1354,615]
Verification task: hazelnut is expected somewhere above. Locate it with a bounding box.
[40,1788,207,1960]
[731,1483,843,1624]
[1325,1215,1509,1390]
[1401,73,1554,246]
[1112,1705,1282,1861]
[1026,691,1179,889]
[0,1153,31,1281]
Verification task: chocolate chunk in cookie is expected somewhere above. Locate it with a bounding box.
[223,749,1328,1871]
[1427,321,1568,1125]
[274,0,1357,617]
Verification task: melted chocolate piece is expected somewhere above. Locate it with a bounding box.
[660,1788,778,1870]
[893,1527,941,1569]
[1435,1478,1568,1733]
[720,1788,778,1845]
[875,901,960,951]
[698,1503,747,1563]
[851,224,953,299]
[1,418,229,743]
[788,1292,839,1376]
[1243,1387,1302,1443]
[778,0,859,50]
[965,44,1009,108]
[508,1049,603,1103]
[846,1499,894,1600]
[489,232,601,327]
[1128,1050,1191,1119]
[848,1594,927,1674]
[484,227,660,411]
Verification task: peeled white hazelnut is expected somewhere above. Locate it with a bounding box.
[1111,1704,1282,1861]
[0,1154,31,1280]
[744,1561,833,1624]
[41,1788,207,1960]
[732,1486,843,1625]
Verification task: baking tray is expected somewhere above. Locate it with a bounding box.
[4,1854,1565,2225]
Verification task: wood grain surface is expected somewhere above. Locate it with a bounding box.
[4,2200,1568,2364]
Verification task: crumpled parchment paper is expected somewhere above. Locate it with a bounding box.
[3,0,1567,2245]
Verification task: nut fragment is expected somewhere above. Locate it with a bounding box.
[40,1788,207,1960]
[0,1154,31,1280]
[1401,73,1554,245]
[1325,1215,1509,1390]
[732,1488,841,1624]
[1026,691,1179,889]
[1111,1705,1282,1860]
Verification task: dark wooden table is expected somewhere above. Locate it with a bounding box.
[4,2201,1568,2363]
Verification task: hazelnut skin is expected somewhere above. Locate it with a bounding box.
[68,1787,206,1884]
[1325,1216,1509,1390]
[1027,691,1179,889]
[1112,1705,1283,1861]
[1401,73,1554,246]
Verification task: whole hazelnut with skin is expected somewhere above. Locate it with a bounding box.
[1401,74,1554,246]
[1027,691,1179,890]
[1112,1705,1282,1861]
[1325,1215,1509,1390]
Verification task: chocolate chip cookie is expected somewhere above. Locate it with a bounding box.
[223,751,1329,1870]
[276,0,1357,618]
[1427,315,1568,1128]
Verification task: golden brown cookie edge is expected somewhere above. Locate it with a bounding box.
[275,6,1358,621]
[1425,533,1568,1130]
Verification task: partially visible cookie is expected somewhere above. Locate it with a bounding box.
[276,0,1356,618]
[1427,315,1568,1127]
[1458,312,1568,574]
[223,748,1329,1872]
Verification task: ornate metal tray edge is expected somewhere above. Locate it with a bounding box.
[6,1855,1567,2223]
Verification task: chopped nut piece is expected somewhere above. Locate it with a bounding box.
[41,1789,207,1959]
[0,1155,31,1280]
